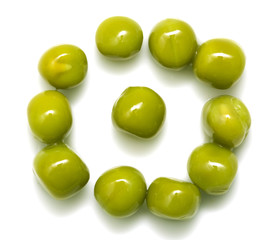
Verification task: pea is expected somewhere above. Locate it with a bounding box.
[146,177,201,220]
[202,95,251,149]
[94,166,147,217]
[95,16,143,59]
[187,143,238,195]
[27,90,72,144]
[38,44,88,89]
[193,38,245,89]
[149,18,197,69]
[33,143,90,199]
[112,86,166,138]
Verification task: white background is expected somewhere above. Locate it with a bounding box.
[0,0,272,239]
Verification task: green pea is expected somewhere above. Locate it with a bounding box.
[38,44,88,89]
[94,166,147,217]
[27,90,72,144]
[146,177,201,220]
[202,95,251,149]
[33,143,89,199]
[112,86,166,138]
[193,38,245,89]
[149,18,197,69]
[95,16,143,59]
[187,143,238,195]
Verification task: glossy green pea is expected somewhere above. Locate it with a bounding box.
[193,38,245,89]
[94,166,147,217]
[202,95,251,149]
[38,44,88,89]
[33,143,89,199]
[112,86,166,138]
[149,18,197,69]
[27,90,72,144]
[95,16,143,59]
[146,177,201,220]
[187,143,238,195]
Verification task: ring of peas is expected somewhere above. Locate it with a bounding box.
[28,16,251,220]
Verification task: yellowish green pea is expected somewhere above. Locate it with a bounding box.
[33,143,90,200]
[146,177,201,220]
[94,166,147,217]
[95,16,143,59]
[193,38,245,89]
[202,95,251,149]
[112,86,166,138]
[27,90,72,144]
[187,143,238,195]
[149,18,197,69]
[38,44,88,89]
